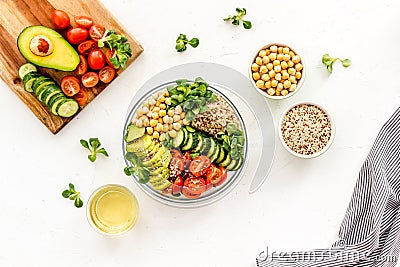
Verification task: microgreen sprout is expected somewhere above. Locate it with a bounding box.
[80,138,109,162]
[224,8,252,29]
[62,183,83,208]
[175,34,199,52]
[322,53,351,73]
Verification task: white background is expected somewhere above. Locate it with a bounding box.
[1,0,400,266]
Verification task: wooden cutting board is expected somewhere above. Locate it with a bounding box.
[0,0,143,134]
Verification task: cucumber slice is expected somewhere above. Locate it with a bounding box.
[56,99,79,117]
[23,72,41,92]
[215,146,226,164]
[38,84,58,103]
[209,144,220,163]
[43,86,62,105]
[206,138,217,158]
[36,81,55,97]
[226,158,238,171]
[231,156,243,171]
[186,125,196,133]
[172,129,185,147]
[219,153,231,167]
[19,63,37,80]
[200,137,210,155]
[181,127,189,147]
[47,93,65,107]
[192,135,203,153]
[33,77,52,95]
[50,97,66,115]
[181,132,194,151]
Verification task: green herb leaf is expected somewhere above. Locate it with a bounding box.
[80,139,89,149]
[188,38,199,48]
[62,183,82,209]
[81,138,108,162]
[69,183,75,192]
[89,138,100,150]
[175,34,199,52]
[88,154,97,162]
[97,148,109,157]
[225,7,252,29]
[243,20,252,29]
[341,59,351,67]
[327,64,333,73]
[62,189,71,198]
[322,53,351,73]
[185,110,196,121]
[74,197,83,208]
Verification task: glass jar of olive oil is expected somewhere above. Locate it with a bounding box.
[87,184,139,235]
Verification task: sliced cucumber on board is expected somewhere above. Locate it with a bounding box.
[22,72,41,92]
[18,63,37,80]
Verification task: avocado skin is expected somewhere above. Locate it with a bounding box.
[17,26,79,71]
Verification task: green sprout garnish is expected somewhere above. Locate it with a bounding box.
[224,8,252,29]
[322,53,351,73]
[62,183,83,208]
[175,34,199,52]
[80,138,109,162]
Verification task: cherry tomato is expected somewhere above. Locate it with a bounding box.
[214,167,228,186]
[182,187,201,199]
[183,151,192,170]
[51,10,70,29]
[183,175,206,197]
[99,66,115,83]
[67,27,89,44]
[61,76,80,97]
[89,24,105,41]
[81,72,99,88]
[189,155,211,177]
[161,185,172,195]
[77,40,97,55]
[205,164,226,187]
[73,89,88,106]
[105,49,117,68]
[74,16,93,28]
[88,49,105,70]
[183,152,191,161]
[172,176,183,195]
[74,55,88,76]
[170,149,183,158]
[169,154,184,178]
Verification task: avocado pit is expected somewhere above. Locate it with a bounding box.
[29,35,54,56]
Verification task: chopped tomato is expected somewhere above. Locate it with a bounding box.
[61,76,80,96]
[183,151,192,170]
[81,72,99,88]
[51,10,70,29]
[205,164,226,187]
[88,49,105,70]
[73,89,88,106]
[74,16,93,28]
[183,152,191,161]
[89,24,105,41]
[215,166,228,186]
[183,175,206,196]
[67,27,89,44]
[170,149,183,158]
[169,154,184,178]
[189,155,211,177]
[99,66,115,83]
[161,185,172,195]
[74,55,88,76]
[172,176,183,195]
[105,49,117,68]
[182,187,201,199]
[77,40,97,55]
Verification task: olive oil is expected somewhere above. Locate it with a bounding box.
[87,184,139,235]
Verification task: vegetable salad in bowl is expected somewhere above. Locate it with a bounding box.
[123,77,247,207]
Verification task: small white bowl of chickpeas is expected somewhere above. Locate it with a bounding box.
[249,43,305,99]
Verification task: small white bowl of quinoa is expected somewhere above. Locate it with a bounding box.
[278,102,335,159]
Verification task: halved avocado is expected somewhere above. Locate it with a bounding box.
[17,26,79,71]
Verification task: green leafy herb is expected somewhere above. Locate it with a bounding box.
[216,122,245,160]
[62,183,83,208]
[167,77,217,122]
[124,152,150,184]
[80,138,109,162]
[224,8,252,29]
[322,53,351,73]
[175,34,199,52]
[97,29,132,69]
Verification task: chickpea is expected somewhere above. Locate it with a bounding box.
[284,80,291,89]
[149,98,156,106]
[179,113,185,120]
[169,124,173,131]
[281,61,288,70]
[165,98,171,105]
[168,117,174,124]
[173,122,181,131]
[292,55,301,64]
[143,100,150,108]
[295,72,302,80]
[255,56,263,65]
[270,45,278,53]
[159,103,166,110]
[282,71,289,80]
[288,61,294,68]
[271,79,278,87]
[277,53,284,61]
[283,47,290,54]
[158,118,163,124]
[288,68,296,75]
[261,74,270,81]
[251,63,259,72]
[182,119,190,125]
[164,91,170,97]
[152,93,158,100]
[273,60,280,66]
[168,129,177,138]
[156,123,163,132]
[265,49,271,56]
[277,46,283,53]
[252,72,261,80]
[260,65,268,74]
[262,56,270,64]
[151,112,159,120]
[259,50,267,57]
[175,105,182,114]
[155,101,161,107]
[268,53,277,61]
[159,109,166,117]
[158,96,166,103]
[159,133,166,142]
[275,90,281,96]
[146,110,153,118]
[275,73,282,81]
[283,54,291,62]
[153,131,160,139]
[163,115,170,124]
[268,70,276,78]
[135,120,143,127]
[150,119,158,127]
[277,83,284,91]
[289,76,297,84]
[142,106,149,114]
[289,84,297,92]
[267,63,274,70]
[289,51,295,58]
[167,109,174,117]
[265,81,272,89]
[274,65,282,73]
[173,114,180,122]
[144,119,150,127]
[267,88,276,96]
[163,124,169,132]
[281,90,289,96]
[146,127,154,135]
[256,79,264,89]
[295,63,303,72]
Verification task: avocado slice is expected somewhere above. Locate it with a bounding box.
[142,145,167,167]
[126,125,146,143]
[126,134,153,153]
[17,26,79,71]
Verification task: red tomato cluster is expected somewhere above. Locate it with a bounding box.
[168,149,227,199]
[51,10,117,107]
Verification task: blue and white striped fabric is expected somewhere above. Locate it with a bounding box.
[257,107,400,267]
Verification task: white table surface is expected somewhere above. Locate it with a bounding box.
[1,0,400,266]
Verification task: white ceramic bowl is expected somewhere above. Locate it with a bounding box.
[278,102,335,159]
[249,43,305,100]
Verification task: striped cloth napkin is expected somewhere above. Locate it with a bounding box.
[257,107,400,267]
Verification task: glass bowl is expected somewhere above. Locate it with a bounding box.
[122,80,248,208]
